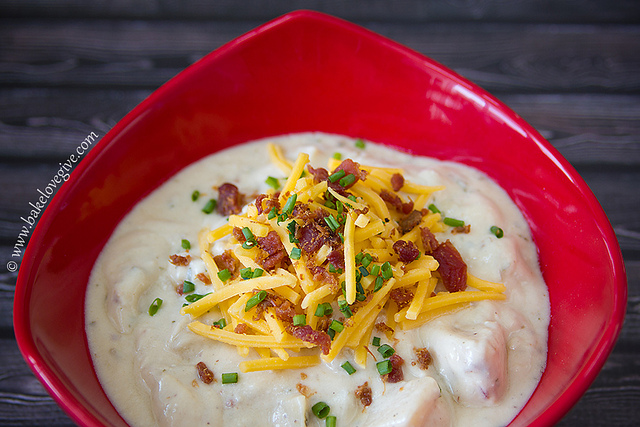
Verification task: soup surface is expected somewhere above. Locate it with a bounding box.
[86,133,550,427]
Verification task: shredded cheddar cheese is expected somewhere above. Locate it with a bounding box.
[181,143,506,371]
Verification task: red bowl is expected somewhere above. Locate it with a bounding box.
[14,10,626,427]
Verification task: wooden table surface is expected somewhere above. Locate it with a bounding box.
[1,1,638,426]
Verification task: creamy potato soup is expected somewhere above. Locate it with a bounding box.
[86,133,550,427]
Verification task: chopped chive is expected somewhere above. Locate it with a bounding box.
[240,267,253,280]
[347,195,357,203]
[221,372,238,384]
[282,194,297,216]
[378,344,395,358]
[241,240,256,249]
[336,200,344,215]
[252,268,264,278]
[338,299,353,318]
[245,290,267,311]
[181,239,191,250]
[185,292,211,303]
[315,302,333,317]
[293,314,306,326]
[326,415,337,427]
[341,361,356,375]
[327,328,336,340]
[444,217,465,227]
[324,215,340,232]
[381,262,393,280]
[372,336,381,346]
[287,221,299,243]
[191,190,200,201]
[427,203,440,214]
[370,264,380,276]
[217,269,231,282]
[329,319,344,333]
[312,402,330,419]
[182,280,195,294]
[268,207,277,220]
[355,252,364,265]
[242,227,255,241]
[339,173,356,187]
[361,253,372,267]
[328,169,346,183]
[290,247,302,260]
[148,298,162,316]
[213,318,227,329]
[355,138,366,149]
[202,199,217,214]
[332,152,342,160]
[265,176,280,190]
[490,225,504,238]
[374,276,384,292]
[324,200,336,209]
[359,266,369,277]
[376,359,393,375]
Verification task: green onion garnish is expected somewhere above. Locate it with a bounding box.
[378,344,395,358]
[287,221,299,243]
[374,276,384,292]
[191,190,200,201]
[329,320,344,333]
[213,318,227,329]
[240,267,253,280]
[370,264,380,276]
[148,298,162,316]
[290,247,302,260]
[355,138,366,149]
[312,402,330,419]
[245,290,267,311]
[359,266,369,277]
[252,268,264,278]
[327,328,336,340]
[333,152,342,160]
[427,203,440,214]
[265,176,280,190]
[292,314,306,326]
[315,302,333,317]
[185,292,211,303]
[217,269,231,282]
[221,372,238,384]
[326,415,337,427]
[347,195,357,203]
[376,359,393,375]
[338,299,353,318]
[381,261,393,280]
[444,217,465,228]
[242,227,255,241]
[182,280,195,294]
[361,253,372,267]
[341,361,356,375]
[268,207,277,220]
[372,336,381,346]
[324,215,340,231]
[282,194,297,216]
[329,169,346,183]
[490,225,504,238]
[202,199,217,214]
[339,173,356,187]
[181,239,191,250]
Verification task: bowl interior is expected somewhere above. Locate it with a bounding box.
[14,10,626,427]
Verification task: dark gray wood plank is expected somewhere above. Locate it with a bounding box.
[1,20,639,93]
[1,0,639,24]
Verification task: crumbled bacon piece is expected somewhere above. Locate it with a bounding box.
[214,250,239,275]
[326,248,345,270]
[196,362,214,384]
[234,323,249,334]
[420,227,439,254]
[256,231,287,271]
[379,189,413,214]
[232,226,246,242]
[169,254,191,266]
[355,382,373,407]
[175,283,185,295]
[375,322,394,336]
[413,347,432,370]
[392,240,419,263]
[432,240,467,292]
[287,325,331,355]
[255,193,280,215]
[295,210,341,255]
[451,224,471,234]
[307,165,329,183]
[274,299,297,324]
[332,159,368,189]
[390,287,414,310]
[296,383,314,398]
[309,265,338,287]
[196,272,211,284]
[398,210,423,234]
[390,173,404,192]
[217,183,244,215]
[384,354,404,383]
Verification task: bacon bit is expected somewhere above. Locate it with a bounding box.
[375,322,394,337]
[384,354,404,383]
[214,250,239,275]
[379,189,413,214]
[196,272,211,285]
[355,382,373,407]
[398,210,423,234]
[392,240,420,263]
[196,362,215,384]
[420,227,439,254]
[390,287,414,310]
[286,325,331,355]
[432,240,467,292]
[300,373,308,380]
[275,299,297,324]
[296,383,315,398]
[169,254,191,266]
[326,248,345,270]
[234,323,249,334]
[307,165,329,183]
[390,173,404,192]
[175,283,185,295]
[232,226,246,242]
[413,347,433,370]
[256,231,287,271]
[316,317,332,332]
[332,159,368,189]
[452,224,471,234]
[217,183,244,216]
[309,265,338,287]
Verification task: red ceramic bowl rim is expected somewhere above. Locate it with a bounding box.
[13,10,627,427]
